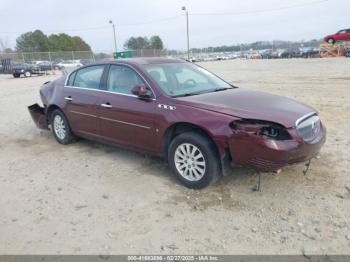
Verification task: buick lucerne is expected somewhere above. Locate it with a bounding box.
[28,58,326,189]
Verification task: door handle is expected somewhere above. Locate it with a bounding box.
[64,96,73,101]
[101,103,112,108]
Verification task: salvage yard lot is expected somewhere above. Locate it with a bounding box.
[0,58,349,254]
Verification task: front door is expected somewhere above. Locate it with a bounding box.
[98,64,158,152]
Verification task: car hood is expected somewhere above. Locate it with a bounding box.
[174,88,315,128]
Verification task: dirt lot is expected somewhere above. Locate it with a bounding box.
[0,58,349,255]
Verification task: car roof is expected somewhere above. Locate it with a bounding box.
[96,57,186,66]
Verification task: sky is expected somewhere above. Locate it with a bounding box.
[0,0,349,52]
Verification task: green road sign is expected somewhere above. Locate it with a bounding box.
[113,50,134,59]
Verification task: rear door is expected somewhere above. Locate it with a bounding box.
[98,64,158,152]
[63,65,106,138]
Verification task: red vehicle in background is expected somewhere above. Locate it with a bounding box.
[324,29,350,44]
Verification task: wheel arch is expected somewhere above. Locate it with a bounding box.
[328,37,335,43]
[162,122,220,161]
[46,104,62,122]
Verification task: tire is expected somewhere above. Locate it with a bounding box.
[328,38,335,44]
[24,71,31,77]
[168,131,221,189]
[50,109,76,144]
[13,74,20,78]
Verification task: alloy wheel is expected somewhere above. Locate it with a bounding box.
[53,115,66,140]
[174,143,206,181]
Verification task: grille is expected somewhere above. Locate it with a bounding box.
[296,114,320,142]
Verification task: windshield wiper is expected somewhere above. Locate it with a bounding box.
[212,87,233,92]
[172,92,201,98]
[173,87,234,98]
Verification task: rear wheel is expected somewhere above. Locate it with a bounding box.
[168,132,221,189]
[50,109,76,144]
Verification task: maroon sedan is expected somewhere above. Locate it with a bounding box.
[28,58,326,189]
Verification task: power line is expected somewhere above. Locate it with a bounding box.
[0,26,110,35]
[118,15,183,26]
[0,16,183,34]
[190,0,329,16]
[0,0,330,35]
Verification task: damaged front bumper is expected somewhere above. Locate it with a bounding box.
[228,124,326,172]
[28,103,49,130]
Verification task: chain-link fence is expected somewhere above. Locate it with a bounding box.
[94,49,182,59]
[0,49,244,75]
[0,50,188,74]
[0,51,95,64]
[0,51,95,74]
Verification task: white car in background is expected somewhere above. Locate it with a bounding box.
[56,60,83,70]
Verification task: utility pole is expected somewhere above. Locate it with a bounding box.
[109,20,117,54]
[182,6,190,61]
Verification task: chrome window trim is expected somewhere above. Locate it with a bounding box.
[295,112,317,127]
[64,85,148,99]
[64,63,157,100]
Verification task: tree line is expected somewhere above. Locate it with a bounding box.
[124,36,164,50]
[2,31,322,55]
[15,30,91,52]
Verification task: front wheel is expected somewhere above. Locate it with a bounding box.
[168,132,221,189]
[50,109,76,144]
[327,38,335,44]
[24,71,31,77]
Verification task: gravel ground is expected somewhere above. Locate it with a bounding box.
[0,58,349,255]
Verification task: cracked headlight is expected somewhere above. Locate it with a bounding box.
[230,119,292,140]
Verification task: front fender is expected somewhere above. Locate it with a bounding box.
[159,103,237,156]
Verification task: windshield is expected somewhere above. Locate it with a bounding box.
[141,62,233,97]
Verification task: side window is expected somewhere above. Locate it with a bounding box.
[107,65,146,95]
[67,71,76,86]
[73,65,104,89]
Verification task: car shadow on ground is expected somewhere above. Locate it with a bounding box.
[73,137,267,191]
[25,131,306,197]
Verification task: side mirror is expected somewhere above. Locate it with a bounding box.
[132,84,152,99]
